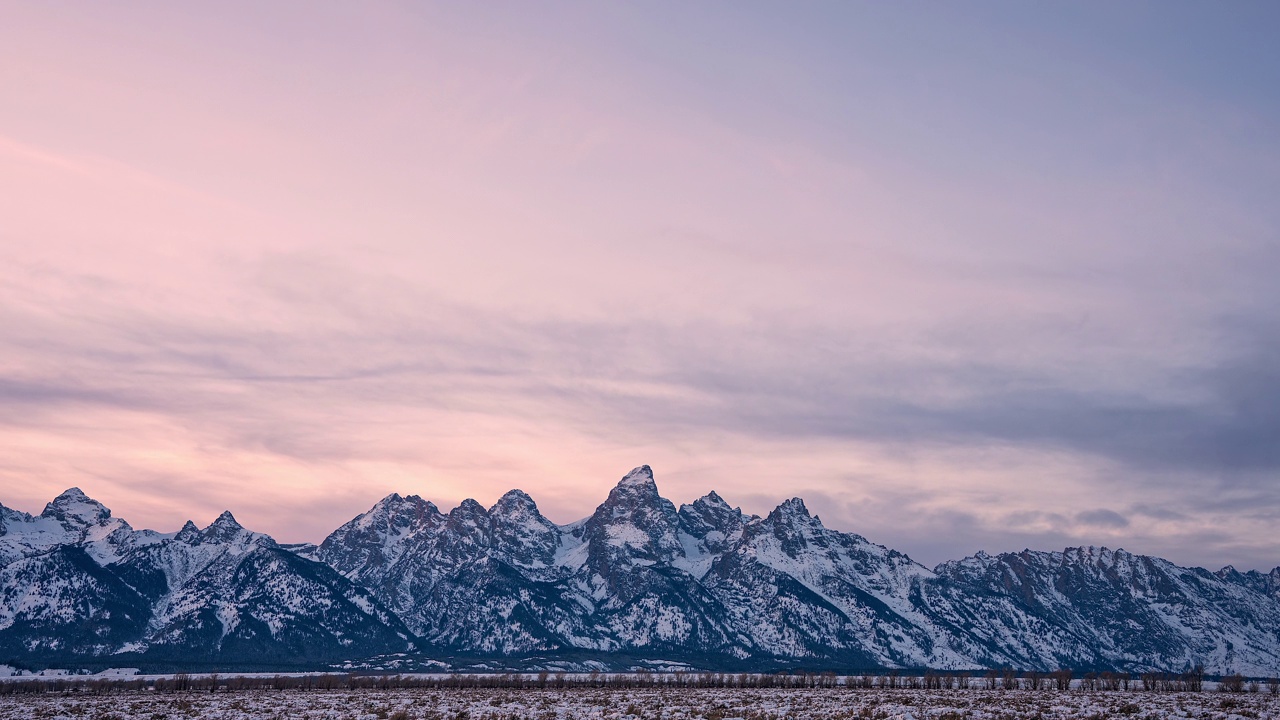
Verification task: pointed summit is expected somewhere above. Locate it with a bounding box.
[198,510,273,548]
[605,465,662,506]
[176,520,201,541]
[596,465,665,510]
[42,487,112,526]
[695,491,730,509]
[380,492,434,512]
[496,487,533,504]
[618,465,655,487]
[488,489,559,573]
[490,489,539,518]
[678,490,747,556]
[364,492,419,519]
[770,497,811,519]
[680,490,744,529]
[207,510,243,531]
[200,510,248,542]
[448,498,489,527]
[356,492,437,529]
[585,465,682,565]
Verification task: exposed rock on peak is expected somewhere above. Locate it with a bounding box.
[604,465,664,506]
[53,487,91,502]
[1218,565,1280,600]
[490,488,537,515]
[698,490,730,508]
[205,510,242,532]
[586,466,680,564]
[336,494,441,546]
[214,509,239,524]
[595,467,672,527]
[42,487,113,526]
[451,498,488,518]
[194,510,271,550]
[364,492,436,521]
[0,502,33,530]
[175,520,200,541]
[678,492,747,552]
[617,464,655,487]
[767,497,815,523]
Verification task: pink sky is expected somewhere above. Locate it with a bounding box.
[3,2,1279,569]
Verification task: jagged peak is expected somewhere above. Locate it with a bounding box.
[345,492,439,534]
[41,487,112,525]
[589,466,670,521]
[604,465,662,503]
[1062,545,1095,560]
[207,510,242,531]
[0,501,33,525]
[498,488,533,502]
[370,492,431,513]
[196,510,275,548]
[368,492,434,515]
[617,465,655,488]
[451,498,489,517]
[490,489,539,515]
[769,497,812,521]
[935,550,993,575]
[1061,545,1133,563]
[695,490,730,509]
[680,490,747,529]
[175,520,200,541]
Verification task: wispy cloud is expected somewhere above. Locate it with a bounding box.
[1,2,1278,570]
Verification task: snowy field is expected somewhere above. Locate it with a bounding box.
[0,688,1277,720]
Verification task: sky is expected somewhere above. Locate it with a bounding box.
[2,2,1279,571]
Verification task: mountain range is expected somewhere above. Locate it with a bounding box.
[1,466,1278,675]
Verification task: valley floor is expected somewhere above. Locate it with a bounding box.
[1,688,1278,720]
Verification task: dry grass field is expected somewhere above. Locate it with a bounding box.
[1,688,1277,720]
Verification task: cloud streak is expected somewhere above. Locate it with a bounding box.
[3,256,1278,569]
[1,3,1278,571]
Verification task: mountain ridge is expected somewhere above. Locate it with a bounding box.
[1,466,1278,675]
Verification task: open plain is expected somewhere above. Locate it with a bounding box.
[1,688,1278,720]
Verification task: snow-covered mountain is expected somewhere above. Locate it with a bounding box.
[922,547,1280,674]
[2,468,1279,674]
[311,466,1280,675]
[0,489,410,669]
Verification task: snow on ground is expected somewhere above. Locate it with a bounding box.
[0,688,1277,720]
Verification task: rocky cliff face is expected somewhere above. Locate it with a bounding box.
[2,469,1279,674]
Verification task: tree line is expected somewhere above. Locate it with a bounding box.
[1,667,1276,695]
